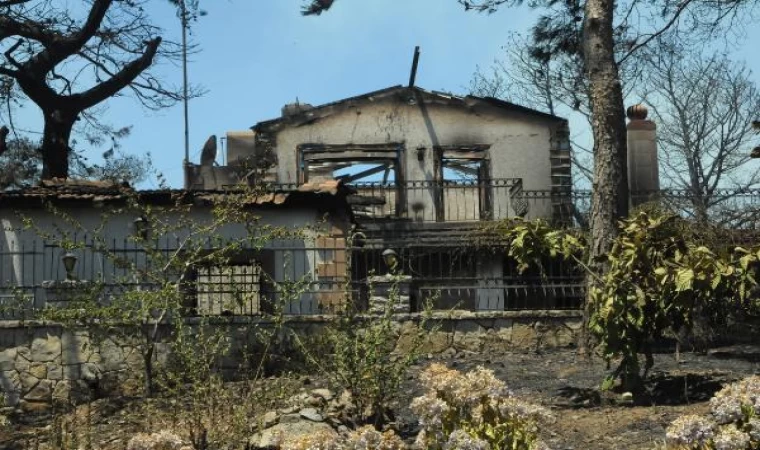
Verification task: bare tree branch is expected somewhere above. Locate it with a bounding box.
[0,0,197,178]
[641,43,760,223]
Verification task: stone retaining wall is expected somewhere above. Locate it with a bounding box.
[0,310,582,414]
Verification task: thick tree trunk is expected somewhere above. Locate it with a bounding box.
[580,0,629,354]
[40,108,77,180]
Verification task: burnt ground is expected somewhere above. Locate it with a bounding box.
[394,345,760,450]
[1,345,759,450]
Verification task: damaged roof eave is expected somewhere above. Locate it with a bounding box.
[0,180,355,211]
[251,85,567,134]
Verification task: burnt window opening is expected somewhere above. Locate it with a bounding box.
[434,145,492,221]
[186,250,275,316]
[298,143,406,218]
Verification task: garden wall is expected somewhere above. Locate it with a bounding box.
[0,310,582,415]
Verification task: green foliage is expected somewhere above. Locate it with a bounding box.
[295,277,433,427]
[411,363,551,450]
[588,213,760,391]
[26,185,303,398]
[480,218,585,274]
[486,213,760,392]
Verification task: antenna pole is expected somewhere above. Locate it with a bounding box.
[408,46,420,88]
[181,0,190,187]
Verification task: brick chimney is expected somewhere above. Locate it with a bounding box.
[627,104,660,207]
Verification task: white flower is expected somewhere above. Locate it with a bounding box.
[747,418,760,442]
[713,426,751,450]
[410,393,449,429]
[711,376,760,424]
[442,430,490,450]
[665,414,716,447]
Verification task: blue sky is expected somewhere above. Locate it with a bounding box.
[9,1,760,188]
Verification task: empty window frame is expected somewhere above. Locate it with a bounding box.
[298,143,406,218]
[190,250,275,316]
[433,145,492,221]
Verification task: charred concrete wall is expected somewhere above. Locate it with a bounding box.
[269,97,558,189]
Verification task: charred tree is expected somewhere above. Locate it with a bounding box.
[1,0,189,179]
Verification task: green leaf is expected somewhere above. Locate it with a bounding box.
[675,269,694,292]
[601,375,616,391]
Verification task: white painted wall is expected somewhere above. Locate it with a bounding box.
[0,203,341,314]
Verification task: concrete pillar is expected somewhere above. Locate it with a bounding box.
[627,104,660,207]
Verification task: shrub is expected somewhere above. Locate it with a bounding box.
[295,275,432,427]
[484,213,760,392]
[665,375,760,449]
[411,363,552,450]
[283,426,406,450]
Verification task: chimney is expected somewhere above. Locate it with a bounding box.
[281,102,314,118]
[627,104,659,207]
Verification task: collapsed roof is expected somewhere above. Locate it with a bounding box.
[252,85,567,133]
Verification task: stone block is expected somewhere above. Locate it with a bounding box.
[482,332,510,354]
[24,380,52,402]
[0,348,17,371]
[122,347,144,369]
[19,400,51,414]
[63,364,81,380]
[369,296,410,314]
[30,336,61,363]
[14,355,29,372]
[99,340,125,372]
[455,320,485,334]
[452,332,484,353]
[511,322,537,349]
[28,362,47,379]
[1,371,21,404]
[52,380,72,405]
[47,363,63,381]
[423,331,452,354]
[61,331,92,365]
[81,363,100,383]
[395,323,422,354]
[18,371,39,390]
[16,346,30,362]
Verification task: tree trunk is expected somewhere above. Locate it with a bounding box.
[579,0,629,354]
[40,108,77,180]
[143,343,154,398]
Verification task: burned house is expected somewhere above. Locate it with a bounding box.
[187,86,582,311]
[0,179,354,316]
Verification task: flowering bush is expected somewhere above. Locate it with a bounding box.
[280,364,550,450]
[411,363,552,450]
[283,425,405,450]
[666,376,760,449]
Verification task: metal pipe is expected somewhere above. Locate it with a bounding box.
[408,46,420,88]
